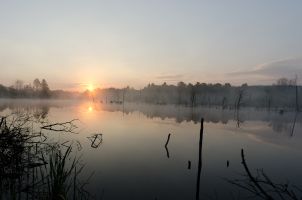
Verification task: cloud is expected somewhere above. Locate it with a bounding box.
[228,57,302,84]
[50,82,85,90]
[155,74,184,82]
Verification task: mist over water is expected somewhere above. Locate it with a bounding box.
[1,1,302,199]
[0,99,301,199]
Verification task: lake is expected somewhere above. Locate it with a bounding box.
[0,99,301,200]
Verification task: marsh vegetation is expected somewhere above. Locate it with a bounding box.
[0,113,91,199]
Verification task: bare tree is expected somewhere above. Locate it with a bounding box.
[14,80,24,90]
[189,83,196,107]
[33,78,41,91]
[294,75,299,112]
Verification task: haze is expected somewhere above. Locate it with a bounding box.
[1,0,302,90]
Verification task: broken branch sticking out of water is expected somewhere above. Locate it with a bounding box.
[226,149,302,200]
[164,133,171,158]
[87,133,103,148]
[241,149,273,200]
[188,160,191,170]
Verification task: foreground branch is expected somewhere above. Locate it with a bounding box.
[226,149,301,200]
[41,119,79,133]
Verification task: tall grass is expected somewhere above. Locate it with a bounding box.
[48,146,84,200]
[0,114,91,200]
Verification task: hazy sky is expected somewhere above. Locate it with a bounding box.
[0,0,302,90]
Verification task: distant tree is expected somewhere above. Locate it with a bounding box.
[40,79,50,98]
[289,77,297,86]
[224,83,231,87]
[177,82,186,105]
[277,77,290,86]
[241,83,248,87]
[23,84,34,97]
[14,80,24,90]
[235,86,245,111]
[0,84,8,97]
[33,78,41,91]
[276,76,299,111]
[294,75,299,112]
[214,83,222,87]
[188,83,196,107]
[222,97,227,109]
[264,88,272,111]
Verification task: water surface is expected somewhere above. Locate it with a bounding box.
[0,99,301,200]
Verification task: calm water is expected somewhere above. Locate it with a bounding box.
[1,99,302,200]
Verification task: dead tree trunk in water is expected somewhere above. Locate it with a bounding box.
[295,84,299,112]
[196,118,204,200]
[236,89,244,111]
[222,97,227,110]
[235,87,245,127]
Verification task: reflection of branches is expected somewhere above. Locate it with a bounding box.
[41,119,79,133]
[87,133,103,148]
[234,108,244,128]
[290,112,298,137]
[226,149,302,200]
[76,140,83,151]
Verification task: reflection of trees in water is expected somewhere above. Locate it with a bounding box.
[1,101,301,129]
[33,105,49,119]
[0,100,69,117]
[268,112,300,137]
[0,102,50,119]
[269,121,291,133]
[103,104,301,128]
[0,104,7,112]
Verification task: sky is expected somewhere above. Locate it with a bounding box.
[0,0,302,90]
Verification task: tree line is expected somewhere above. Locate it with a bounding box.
[0,77,301,111]
[94,78,301,111]
[0,78,50,98]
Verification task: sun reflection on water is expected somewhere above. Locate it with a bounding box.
[77,101,102,119]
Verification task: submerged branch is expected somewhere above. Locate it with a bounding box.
[87,133,103,149]
[41,119,79,133]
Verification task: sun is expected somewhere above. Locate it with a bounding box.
[87,84,94,92]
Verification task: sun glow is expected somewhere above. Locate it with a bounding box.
[87,84,94,92]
